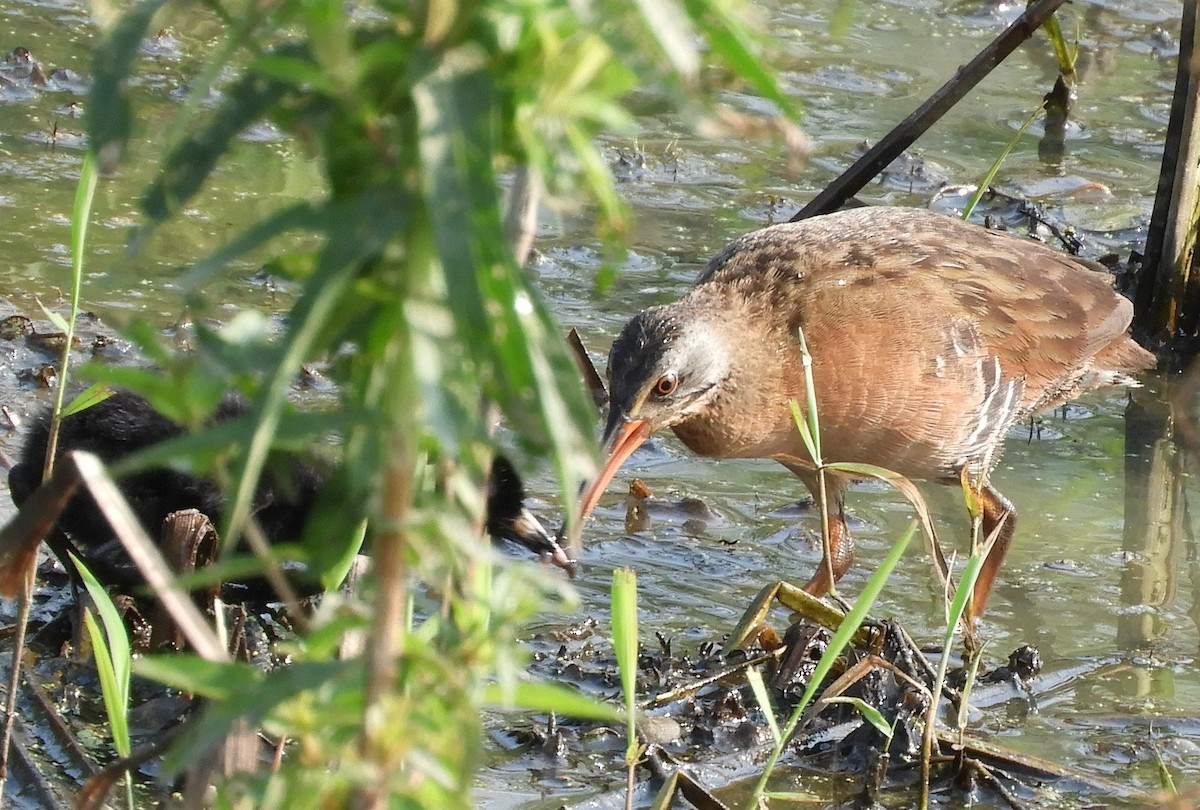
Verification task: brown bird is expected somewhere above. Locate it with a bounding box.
[577,206,1156,621]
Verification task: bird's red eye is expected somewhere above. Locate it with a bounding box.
[653,374,677,397]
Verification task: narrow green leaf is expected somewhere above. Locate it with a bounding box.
[71,150,99,272]
[82,611,131,757]
[788,399,819,467]
[79,364,226,428]
[751,521,917,803]
[319,518,368,592]
[1153,734,1178,795]
[156,660,357,774]
[142,64,293,220]
[611,567,639,762]
[745,666,781,745]
[683,0,799,119]
[60,383,114,419]
[88,0,168,169]
[134,654,263,699]
[962,106,1041,221]
[72,555,132,694]
[414,50,597,547]
[611,570,638,697]
[36,304,71,334]
[797,328,822,460]
[944,549,986,637]
[481,680,621,722]
[72,554,132,757]
[1040,11,1076,79]
[823,696,892,741]
[632,0,700,80]
[955,638,987,732]
[649,772,683,810]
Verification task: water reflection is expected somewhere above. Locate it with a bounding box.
[1120,392,1186,651]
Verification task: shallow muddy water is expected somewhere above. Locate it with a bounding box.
[0,0,1196,806]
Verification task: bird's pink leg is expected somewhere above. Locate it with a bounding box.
[802,489,853,597]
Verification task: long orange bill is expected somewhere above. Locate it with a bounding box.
[577,416,652,526]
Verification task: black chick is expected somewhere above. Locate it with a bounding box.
[7,391,565,591]
[487,455,573,570]
[6,391,323,590]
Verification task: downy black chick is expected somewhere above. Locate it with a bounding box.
[7,391,565,593]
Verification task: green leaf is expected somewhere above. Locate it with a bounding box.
[683,0,799,119]
[824,696,893,741]
[788,399,819,468]
[134,654,263,699]
[88,0,168,170]
[633,0,700,79]
[319,518,368,592]
[944,547,986,638]
[745,666,781,745]
[142,61,294,220]
[611,568,639,701]
[751,521,917,803]
[157,660,358,774]
[71,555,132,757]
[82,611,131,758]
[60,383,114,419]
[481,680,620,722]
[36,304,71,334]
[413,48,597,544]
[962,104,1041,221]
[611,567,639,763]
[797,328,822,459]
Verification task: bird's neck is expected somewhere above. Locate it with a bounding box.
[669,299,800,460]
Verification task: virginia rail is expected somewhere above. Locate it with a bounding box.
[578,206,1156,621]
[7,391,563,590]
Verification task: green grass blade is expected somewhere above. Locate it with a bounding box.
[796,328,822,459]
[36,304,70,334]
[319,518,368,592]
[88,0,167,167]
[81,611,130,757]
[611,567,640,764]
[788,399,820,466]
[71,555,131,758]
[962,106,1041,221]
[745,666,781,745]
[480,680,622,722]
[60,383,113,419]
[750,521,917,805]
[823,696,892,741]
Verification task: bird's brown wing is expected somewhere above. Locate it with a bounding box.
[694,207,1151,478]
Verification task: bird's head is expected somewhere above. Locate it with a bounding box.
[577,303,731,522]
